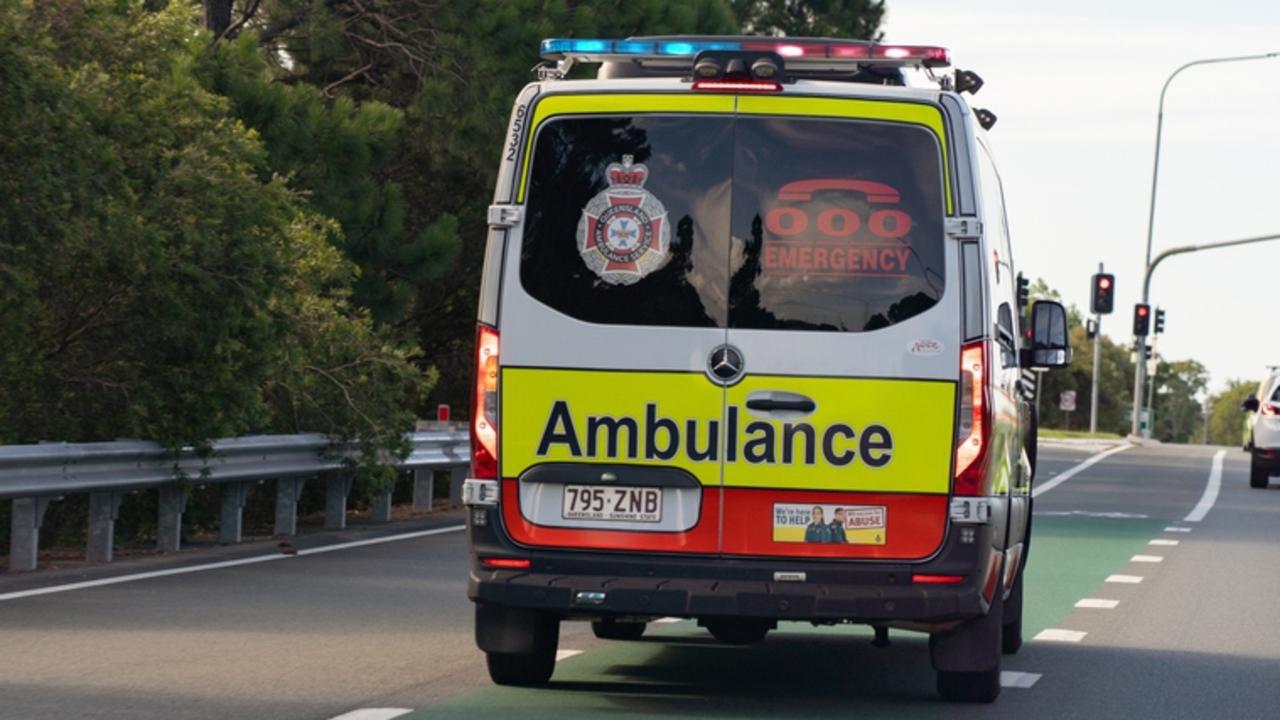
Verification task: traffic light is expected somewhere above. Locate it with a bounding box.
[1133,303,1151,336]
[1091,273,1115,314]
[1016,273,1030,309]
[1086,319,1098,339]
[1154,308,1166,334]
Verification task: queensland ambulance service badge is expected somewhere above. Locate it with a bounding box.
[577,155,670,285]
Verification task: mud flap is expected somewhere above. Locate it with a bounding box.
[929,573,1003,673]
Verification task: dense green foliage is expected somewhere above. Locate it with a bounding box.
[0,1,426,462]
[730,0,884,38]
[1206,379,1256,447]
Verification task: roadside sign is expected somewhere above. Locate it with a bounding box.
[1059,390,1077,412]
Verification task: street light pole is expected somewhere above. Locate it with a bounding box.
[1131,51,1280,437]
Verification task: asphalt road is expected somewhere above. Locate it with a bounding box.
[1,442,1277,719]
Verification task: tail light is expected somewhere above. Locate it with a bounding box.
[954,340,992,496]
[1262,402,1278,417]
[471,324,500,479]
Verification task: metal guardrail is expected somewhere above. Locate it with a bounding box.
[1,429,470,573]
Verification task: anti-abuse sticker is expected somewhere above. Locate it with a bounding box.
[773,503,886,545]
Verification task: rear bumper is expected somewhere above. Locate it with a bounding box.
[1252,446,1280,470]
[467,513,999,625]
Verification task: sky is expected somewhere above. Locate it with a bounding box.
[884,0,1280,396]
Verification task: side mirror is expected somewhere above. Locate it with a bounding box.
[1021,300,1072,369]
[1242,396,1260,413]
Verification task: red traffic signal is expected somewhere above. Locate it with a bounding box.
[1133,303,1151,336]
[1091,273,1115,314]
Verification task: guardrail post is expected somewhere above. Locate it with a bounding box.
[412,468,435,512]
[324,473,353,530]
[87,492,124,563]
[219,482,250,545]
[156,485,188,552]
[274,477,305,536]
[371,483,393,523]
[8,497,51,572]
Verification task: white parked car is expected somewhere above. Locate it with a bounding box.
[1243,368,1280,488]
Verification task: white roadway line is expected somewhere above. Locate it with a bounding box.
[1034,629,1087,643]
[1149,539,1180,546]
[0,525,466,603]
[1106,574,1143,584]
[1131,555,1164,563]
[1076,598,1120,609]
[1184,449,1226,523]
[327,710,413,720]
[1032,443,1133,498]
[556,649,584,662]
[1165,526,1192,533]
[1000,671,1042,689]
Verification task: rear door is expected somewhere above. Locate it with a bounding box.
[718,96,960,561]
[497,94,735,555]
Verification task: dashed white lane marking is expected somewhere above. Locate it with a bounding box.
[327,709,412,720]
[556,650,584,662]
[1000,671,1042,688]
[1032,444,1133,498]
[1165,526,1192,533]
[0,525,467,603]
[1106,574,1144,584]
[1037,510,1149,519]
[1034,629,1087,642]
[1131,555,1164,563]
[654,617,684,624]
[1184,449,1226,523]
[1149,539,1180,546]
[1076,598,1120,609]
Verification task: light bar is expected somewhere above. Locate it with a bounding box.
[539,37,950,68]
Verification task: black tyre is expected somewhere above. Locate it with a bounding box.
[486,648,556,686]
[1001,568,1024,655]
[1250,455,1269,489]
[937,666,1002,703]
[704,619,771,645]
[591,618,647,641]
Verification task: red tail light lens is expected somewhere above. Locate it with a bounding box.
[481,557,530,570]
[954,340,992,496]
[471,324,499,479]
[1262,403,1278,417]
[912,574,964,584]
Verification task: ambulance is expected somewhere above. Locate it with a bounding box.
[462,36,1071,703]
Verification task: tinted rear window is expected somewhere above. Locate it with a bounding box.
[520,111,945,332]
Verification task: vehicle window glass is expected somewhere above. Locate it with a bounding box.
[727,117,945,332]
[520,116,733,327]
[1270,382,1280,403]
[997,302,1016,367]
[976,142,1013,299]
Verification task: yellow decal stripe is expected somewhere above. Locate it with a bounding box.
[501,367,956,495]
[517,94,735,202]
[737,95,953,213]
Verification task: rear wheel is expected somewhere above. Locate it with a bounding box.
[477,605,560,687]
[591,618,647,641]
[486,648,556,686]
[1250,451,1270,489]
[704,619,772,645]
[937,666,1003,703]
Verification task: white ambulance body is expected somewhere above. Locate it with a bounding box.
[463,36,1071,703]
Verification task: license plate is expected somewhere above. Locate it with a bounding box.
[561,485,662,522]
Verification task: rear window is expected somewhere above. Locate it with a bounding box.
[520,111,945,332]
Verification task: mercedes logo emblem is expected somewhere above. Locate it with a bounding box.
[707,345,745,385]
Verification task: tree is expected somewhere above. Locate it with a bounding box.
[730,0,884,38]
[0,1,426,460]
[1207,379,1256,447]
[1150,359,1207,444]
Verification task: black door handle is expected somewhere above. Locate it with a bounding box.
[746,398,816,413]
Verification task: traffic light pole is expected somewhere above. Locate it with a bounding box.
[1130,232,1280,436]
[1131,51,1280,437]
[1090,262,1103,434]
